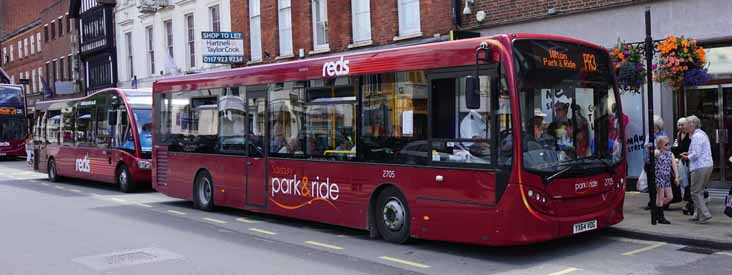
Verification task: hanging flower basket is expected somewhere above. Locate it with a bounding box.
[610,42,646,92]
[654,35,709,89]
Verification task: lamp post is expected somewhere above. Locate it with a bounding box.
[644,7,658,225]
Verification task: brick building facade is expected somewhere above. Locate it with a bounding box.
[0,25,45,109]
[40,0,84,101]
[230,0,455,66]
[0,0,83,109]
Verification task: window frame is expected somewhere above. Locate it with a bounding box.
[311,0,329,51]
[125,32,134,79]
[397,0,421,37]
[277,0,293,57]
[185,13,196,69]
[146,26,155,75]
[351,0,371,44]
[249,0,263,62]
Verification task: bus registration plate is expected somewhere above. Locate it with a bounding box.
[573,220,597,234]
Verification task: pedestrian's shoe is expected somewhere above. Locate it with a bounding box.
[696,215,712,224]
[657,208,671,224]
[688,212,699,222]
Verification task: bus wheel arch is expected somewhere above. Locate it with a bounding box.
[193,169,215,211]
[116,162,136,193]
[369,183,411,244]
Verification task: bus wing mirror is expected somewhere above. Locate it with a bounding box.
[466,76,480,109]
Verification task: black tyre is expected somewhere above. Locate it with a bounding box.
[375,187,410,244]
[193,171,215,211]
[47,158,59,182]
[117,165,136,193]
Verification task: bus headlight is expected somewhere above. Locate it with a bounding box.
[137,160,152,169]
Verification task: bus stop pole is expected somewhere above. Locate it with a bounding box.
[644,8,658,225]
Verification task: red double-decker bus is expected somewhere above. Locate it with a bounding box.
[0,84,29,158]
[152,34,626,246]
[33,88,153,192]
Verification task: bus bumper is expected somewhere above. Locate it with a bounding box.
[492,183,625,246]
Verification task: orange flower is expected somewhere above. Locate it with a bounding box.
[696,48,706,64]
[681,38,689,48]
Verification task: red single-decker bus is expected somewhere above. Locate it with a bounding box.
[152,33,626,246]
[34,88,153,192]
[0,84,29,158]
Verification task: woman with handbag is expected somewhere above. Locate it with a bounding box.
[674,118,693,214]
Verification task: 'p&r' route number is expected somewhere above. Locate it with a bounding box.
[382,170,396,178]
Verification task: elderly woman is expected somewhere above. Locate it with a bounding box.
[675,117,693,214]
[681,115,714,224]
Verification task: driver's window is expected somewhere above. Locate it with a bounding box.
[430,74,494,166]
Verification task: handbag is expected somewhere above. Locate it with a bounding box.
[637,169,648,193]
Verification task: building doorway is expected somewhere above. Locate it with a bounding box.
[684,84,732,185]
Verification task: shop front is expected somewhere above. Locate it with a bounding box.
[681,45,732,186]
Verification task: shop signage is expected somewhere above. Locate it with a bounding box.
[201,32,244,64]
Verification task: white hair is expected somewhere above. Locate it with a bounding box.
[687,115,701,129]
[653,115,664,131]
[677,117,688,125]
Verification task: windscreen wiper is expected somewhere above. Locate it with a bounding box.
[545,165,572,182]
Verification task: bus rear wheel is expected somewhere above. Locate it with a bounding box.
[194,171,214,211]
[48,159,60,182]
[375,187,410,244]
[117,165,136,193]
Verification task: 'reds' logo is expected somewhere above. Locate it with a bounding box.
[322,56,350,77]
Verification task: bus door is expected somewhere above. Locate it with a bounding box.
[245,89,267,207]
[415,72,503,239]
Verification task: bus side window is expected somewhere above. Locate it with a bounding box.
[360,71,428,165]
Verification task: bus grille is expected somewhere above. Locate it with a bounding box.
[156,150,168,185]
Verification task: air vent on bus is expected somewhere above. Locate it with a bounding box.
[156,150,169,186]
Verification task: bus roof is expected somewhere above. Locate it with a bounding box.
[153,33,606,93]
[34,88,151,110]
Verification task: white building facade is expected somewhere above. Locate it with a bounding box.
[115,0,232,88]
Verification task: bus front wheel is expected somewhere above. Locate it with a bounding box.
[48,159,60,182]
[117,165,136,193]
[194,171,215,211]
[375,187,410,244]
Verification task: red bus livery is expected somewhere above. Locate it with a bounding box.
[33,89,153,192]
[152,33,626,246]
[0,84,28,158]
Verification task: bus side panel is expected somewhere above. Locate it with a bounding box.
[266,159,369,230]
[411,168,497,244]
[162,152,247,206]
[162,152,199,200]
[54,146,76,178]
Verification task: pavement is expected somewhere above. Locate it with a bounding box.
[610,190,732,250]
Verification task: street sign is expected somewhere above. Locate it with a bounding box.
[201,32,244,64]
[18,78,30,85]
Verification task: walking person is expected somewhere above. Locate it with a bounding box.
[653,136,678,224]
[674,117,693,215]
[680,115,714,224]
[24,135,33,167]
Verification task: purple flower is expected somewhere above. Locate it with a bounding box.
[636,64,644,72]
[683,67,710,86]
[651,64,658,70]
[623,50,630,56]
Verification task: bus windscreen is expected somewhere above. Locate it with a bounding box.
[513,39,622,174]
